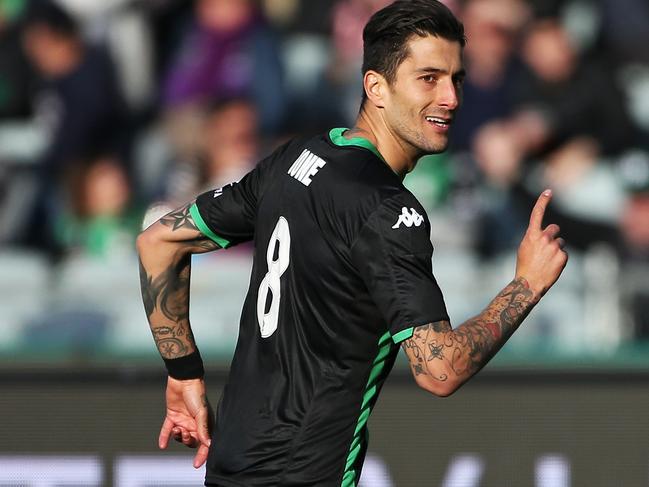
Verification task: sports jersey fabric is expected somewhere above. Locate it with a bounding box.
[192,128,448,486]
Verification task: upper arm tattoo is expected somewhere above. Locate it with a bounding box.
[160,202,221,253]
[160,203,199,232]
[402,277,537,383]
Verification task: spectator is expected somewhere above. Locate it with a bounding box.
[451,0,528,151]
[514,17,636,157]
[470,16,636,257]
[323,0,390,125]
[19,0,127,256]
[201,97,259,190]
[162,0,285,139]
[162,97,261,207]
[474,16,637,191]
[56,156,140,259]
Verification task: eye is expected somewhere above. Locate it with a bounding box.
[421,74,437,83]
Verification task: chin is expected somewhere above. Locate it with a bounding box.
[417,130,450,154]
[421,139,449,155]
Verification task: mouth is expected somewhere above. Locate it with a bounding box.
[425,116,452,128]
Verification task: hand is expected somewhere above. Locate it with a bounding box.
[515,189,568,298]
[158,376,213,469]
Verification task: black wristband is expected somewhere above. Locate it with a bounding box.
[163,349,205,380]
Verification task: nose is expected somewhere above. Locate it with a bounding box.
[438,78,460,111]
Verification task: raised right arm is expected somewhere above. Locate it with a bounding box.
[402,190,567,396]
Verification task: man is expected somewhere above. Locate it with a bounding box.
[20,0,126,255]
[137,1,568,485]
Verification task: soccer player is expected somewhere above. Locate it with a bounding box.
[137,1,568,485]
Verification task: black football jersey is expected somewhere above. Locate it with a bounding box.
[191,128,449,486]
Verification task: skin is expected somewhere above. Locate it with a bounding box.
[22,26,83,78]
[136,33,567,469]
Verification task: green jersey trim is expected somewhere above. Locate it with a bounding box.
[391,326,414,344]
[329,127,386,163]
[189,203,230,249]
[341,330,396,487]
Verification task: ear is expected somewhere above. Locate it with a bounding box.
[363,70,388,109]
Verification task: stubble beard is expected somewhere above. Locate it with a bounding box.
[395,117,449,156]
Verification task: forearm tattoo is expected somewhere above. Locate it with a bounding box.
[402,277,538,383]
[138,202,219,358]
[139,255,194,358]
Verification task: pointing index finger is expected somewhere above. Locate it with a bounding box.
[529,189,552,233]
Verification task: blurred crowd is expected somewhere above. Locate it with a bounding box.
[0,0,648,342]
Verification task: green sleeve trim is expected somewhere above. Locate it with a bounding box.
[189,203,230,249]
[391,327,414,344]
[329,127,387,163]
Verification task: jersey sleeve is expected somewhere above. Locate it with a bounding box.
[190,140,293,247]
[190,165,263,249]
[350,193,449,344]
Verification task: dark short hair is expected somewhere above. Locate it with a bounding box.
[22,0,79,38]
[361,0,465,99]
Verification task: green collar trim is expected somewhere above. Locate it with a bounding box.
[328,127,386,163]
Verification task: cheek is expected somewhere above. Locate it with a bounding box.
[393,90,426,119]
[390,101,421,129]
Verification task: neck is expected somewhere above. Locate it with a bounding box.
[346,106,422,178]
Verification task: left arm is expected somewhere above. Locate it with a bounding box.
[401,276,537,397]
[402,190,567,396]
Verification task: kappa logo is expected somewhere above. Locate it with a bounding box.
[392,207,424,229]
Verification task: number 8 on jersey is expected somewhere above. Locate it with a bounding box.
[257,216,291,338]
